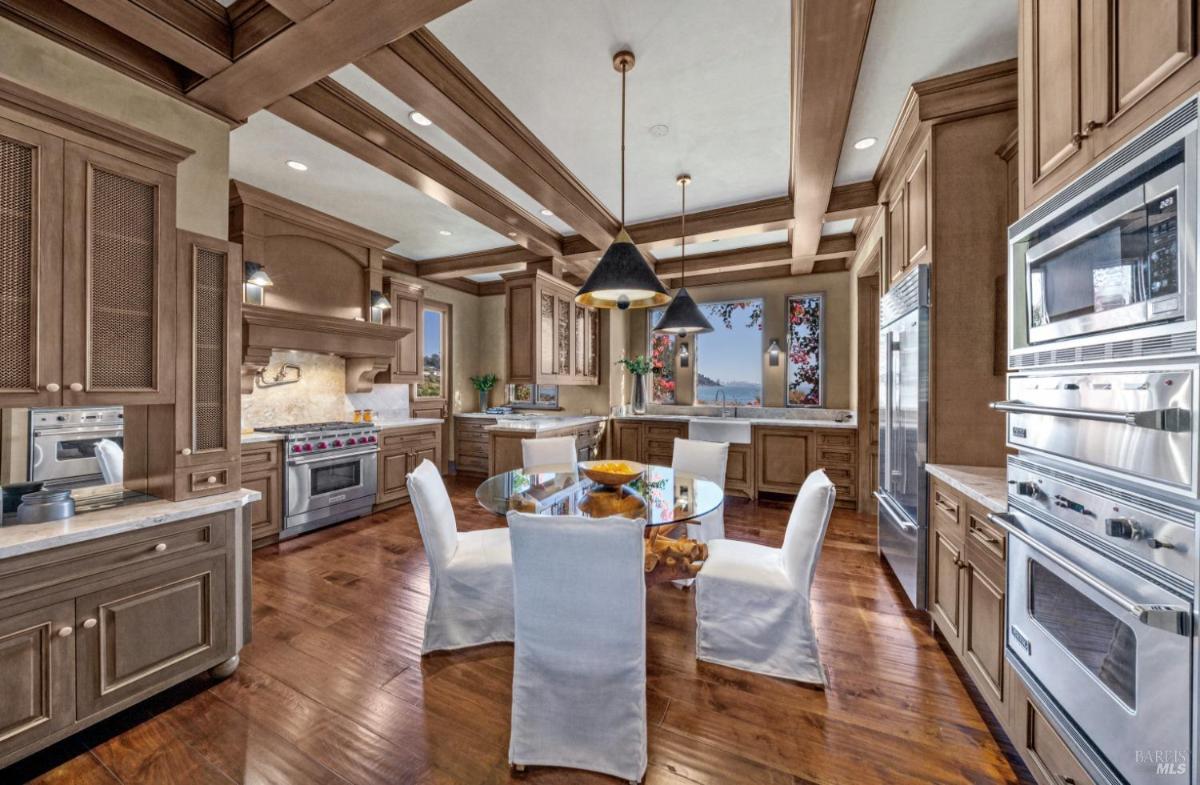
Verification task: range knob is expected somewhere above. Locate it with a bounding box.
[316,441,327,450]
[302,443,313,452]
[367,435,377,443]
[292,445,302,453]
[1105,517,1135,539]
[332,439,343,447]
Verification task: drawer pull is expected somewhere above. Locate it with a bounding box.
[934,495,957,515]
[57,626,73,637]
[69,382,83,392]
[206,475,218,484]
[44,382,60,392]
[82,618,97,630]
[154,542,168,552]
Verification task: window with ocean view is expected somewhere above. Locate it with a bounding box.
[696,299,763,407]
[647,308,677,404]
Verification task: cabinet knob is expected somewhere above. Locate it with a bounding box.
[181,448,192,456]
[57,626,73,638]
[206,475,218,484]
[82,618,97,630]
[44,382,60,392]
[154,542,167,552]
[69,382,83,392]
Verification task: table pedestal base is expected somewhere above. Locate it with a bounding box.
[644,526,707,585]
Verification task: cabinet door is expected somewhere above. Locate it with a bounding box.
[573,301,587,382]
[538,290,556,379]
[613,422,642,461]
[556,295,572,377]
[587,308,600,379]
[754,427,812,494]
[0,600,75,761]
[76,554,228,720]
[963,559,1006,709]
[243,470,280,543]
[1009,668,1098,785]
[1020,0,1090,208]
[377,450,410,503]
[904,149,929,267]
[175,231,241,472]
[62,143,176,406]
[0,118,64,407]
[930,527,964,649]
[409,446,438,473]
[506,283,534,383]
[390,283,422,384]
[886,192,906,285]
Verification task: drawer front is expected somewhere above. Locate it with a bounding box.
[816,446,854,465]
[240,442,280,470]
[75,553,230,720]
[455,418,494,434]
[0,514,227,603]
[966,505,1006,564]
[455,456,488,474]
[815,430,855,449]
[457,430,489,445]
[930,479,964,541]
[178,464,237,498]
[381,428,438,451]
[644,422,686,440]
[643,438,677,462]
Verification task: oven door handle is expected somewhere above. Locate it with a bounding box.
[989,401,1191,432]
[988,513,1193,636]
[289,447,379,465]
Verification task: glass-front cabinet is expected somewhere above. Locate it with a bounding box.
[506,270,598,386]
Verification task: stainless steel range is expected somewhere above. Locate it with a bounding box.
[254,421,380,538]
[991,456,1195,785]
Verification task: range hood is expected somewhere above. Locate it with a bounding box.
[241,304,410,394]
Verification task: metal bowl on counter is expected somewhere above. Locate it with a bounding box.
[16,488,76,524]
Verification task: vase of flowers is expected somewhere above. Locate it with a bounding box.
[470,373,497,412]
[616,356,657,415]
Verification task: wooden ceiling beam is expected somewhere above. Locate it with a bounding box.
[58,0,232,77]
[416,247,548,281]
[357,29,620,250]
[788,0,874,273]
[263,0,327,21]
[186,0,469,120]
[271,78,563,258]
[824,180,877,222]
[656,233,855,279]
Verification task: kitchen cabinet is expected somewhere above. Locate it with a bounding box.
[376,424,443,508]
[1019,0,1200,213]
[0,600,75,762]
[506,271,599,385]
[386,279,423,385]
[241,441,282,546]
[0,112,181,408]
[609,419,687,465]
[454,416,493,475]
[882,134,933,288]
[724,443,754,499]
[753,426,857,508]
[488,420,606,475]
[1009,665,1097,785]
[929,479,966,649]
[885,187,906,285]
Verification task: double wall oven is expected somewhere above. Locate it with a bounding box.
[999,96,1200,785]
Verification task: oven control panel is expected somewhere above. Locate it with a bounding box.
[286,429,378,456]
[1006,457,1195,582]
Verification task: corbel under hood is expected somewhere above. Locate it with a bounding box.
[241,305,410,394]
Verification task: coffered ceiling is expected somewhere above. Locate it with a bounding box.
[5,0,1018,291]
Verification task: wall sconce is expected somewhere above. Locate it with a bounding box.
[370,289,391,324]
[243,261,273,306]
[768,338,782,367]
[678,341,690,368]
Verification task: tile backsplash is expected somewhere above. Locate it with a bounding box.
[241,350,410,429]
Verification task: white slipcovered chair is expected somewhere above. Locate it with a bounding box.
[670,437,728,542]
[694,469,836,685]
[506,511,647,784]
[94,439,123,485]
[406,459,513,654]
[521,435,578,474]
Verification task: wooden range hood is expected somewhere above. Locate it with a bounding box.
[241,304,410,394]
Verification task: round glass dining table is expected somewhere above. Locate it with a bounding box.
[475,465,724,527]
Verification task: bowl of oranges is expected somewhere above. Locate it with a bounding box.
[578,459,646,487]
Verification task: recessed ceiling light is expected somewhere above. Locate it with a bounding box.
[853,136,877,150]
[507,231,518,237]
[649,124,669,138]
[540,208,554,217]
[438,229,453,236]
[409,111,433,127]
[286,160,308,171]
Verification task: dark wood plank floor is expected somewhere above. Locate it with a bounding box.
[5,474,1030,785]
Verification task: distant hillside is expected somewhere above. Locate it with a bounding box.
[697,372,722,387]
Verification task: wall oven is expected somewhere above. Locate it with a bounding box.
[992,457,1195,785]
[28,407,124,488]
[1009,95,1197,370]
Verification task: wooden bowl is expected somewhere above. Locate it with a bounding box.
[578,460,646,487]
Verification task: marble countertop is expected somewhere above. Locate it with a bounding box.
[610,414,858,429]
[241,431,284,444]
[375,417,444,430]
[925,464,1008,514]
[485,415,608,433]
[0,488,261,560]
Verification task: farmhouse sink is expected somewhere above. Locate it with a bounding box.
[688,417,753,444]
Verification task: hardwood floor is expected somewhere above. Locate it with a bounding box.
[4,474,1030,785]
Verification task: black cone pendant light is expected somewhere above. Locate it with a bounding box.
[653,175,713,334]
[575,50,670,311]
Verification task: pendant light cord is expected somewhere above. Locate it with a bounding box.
[620,64,626,226]
[680,179,687,288]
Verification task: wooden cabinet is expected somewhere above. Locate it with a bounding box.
[454,416,493,475]
[753,426,857,507]
[608,419,687,465]
[724,443,754,499]
[885,188,906,285]
[882,135,931,287]
[386,279,423,384]
[0,600,75,762]
[0,115,181,408]
[241,441,282,546]
[376,425,443,507]
[1009,666,1098,785]
[612,420,643,461]
[1019,0,1200,212]
[506,271,598,386]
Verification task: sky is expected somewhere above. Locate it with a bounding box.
[647,300,762,384]
[423,309,442,359]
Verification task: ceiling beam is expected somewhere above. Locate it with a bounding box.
[655,233,855,279]
[271,78,563,257]
[263,0,327,20]
[58,0,232,77]
[416,247,548,281]
[788,0,874,273]
[356,28,620,250]
[186,0,469,120]
[824,180,877,222]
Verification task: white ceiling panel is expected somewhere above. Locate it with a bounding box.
[428,0,792,225]
[834,0,1017,185]
[653,228,789,260]
[821,218,856,236]
[229,112,511,259]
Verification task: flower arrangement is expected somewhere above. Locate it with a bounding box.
[615,355,660,376]
[469,373,498,392]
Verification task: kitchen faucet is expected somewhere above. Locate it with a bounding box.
[716,391,734,418]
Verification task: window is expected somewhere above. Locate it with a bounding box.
[695,300,764,407]
[416,306,445,398]
[509,384,559,408]
[786,293,823,407]
[647,308,677,404]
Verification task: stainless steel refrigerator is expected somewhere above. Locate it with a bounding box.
[875,265,929,610]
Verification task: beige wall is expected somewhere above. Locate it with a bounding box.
[627,271,855,410]
[0,17,230,239]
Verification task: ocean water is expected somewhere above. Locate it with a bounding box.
[697,383,762,406]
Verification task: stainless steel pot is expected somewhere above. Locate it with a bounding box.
[16,489,76,524]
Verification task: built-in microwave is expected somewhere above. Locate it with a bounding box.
[1009,96,1197,369]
